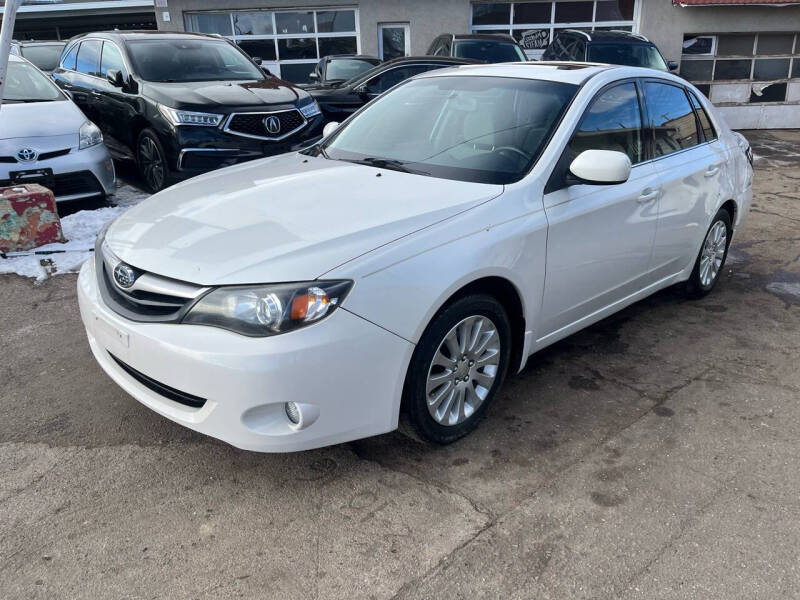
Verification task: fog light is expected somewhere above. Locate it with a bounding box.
[285,402,300,424]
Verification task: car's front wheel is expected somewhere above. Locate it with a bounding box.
[404,294,511,444]
[136,129,169,193]
[687,208,732,298]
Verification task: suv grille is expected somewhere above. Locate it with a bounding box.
[224,110,306,140]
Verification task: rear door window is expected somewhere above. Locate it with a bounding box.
[688,90,717,142]
[76,40,102,77]
[643,81,700,157]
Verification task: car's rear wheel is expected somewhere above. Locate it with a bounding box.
[136,129,169,193]
[687,208,732,298]
[404,295,511,444]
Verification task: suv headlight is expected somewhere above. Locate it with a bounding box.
[298,100,321,119]
[183,280,352,336]
[158,104,223,127]
[79,121,103,149]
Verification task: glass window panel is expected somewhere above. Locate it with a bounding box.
[233,12,273,36]
[680,59,713,81]
[570,83,643,164]
[61,44,78,71]
[278,38,317,60]
[750,82,787,102]
[381,27,407,60]
[756,33,794,55]
[717,34,755,56]
[316,10,356,33]
[75,39,101,76]
[275,11,315,34]
[643,82,700,156]
[319,37,358,56]
[682,36,714,55]
[554,2,594,23]
[279,62,318,84]
[793,59,800,78]
[713,59,751,80]
[237,39,277,61]
[100,42,126,76]
[694,84,710,98]
[513,2,552,24]
[472,3,511,25]
[753,58,790,80]
[688,91,716,141]
[593,25,632,32]
[595,0,633,21]
[184,13,233,36]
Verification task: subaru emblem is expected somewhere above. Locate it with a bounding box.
[16,148,38,162]
[113,263,137,289]
[264,115,281,135]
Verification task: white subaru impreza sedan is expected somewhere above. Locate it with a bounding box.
[78,63,752,452]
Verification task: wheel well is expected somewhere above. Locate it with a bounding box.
[720,199,737,226]
[129,117,150,150]
[438,277,526,373]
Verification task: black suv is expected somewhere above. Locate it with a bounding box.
[427,34,526,63]
[52,31,324,192]
[541,30,677,71]
[305,56,474,121]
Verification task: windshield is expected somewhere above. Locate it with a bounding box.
[587,43,668,70]
[322,76,576,184]
[325,58,379,82]
[126,39,265,82]
[20,44,65,71]
[453,40,525,63]
[1,61,63,102]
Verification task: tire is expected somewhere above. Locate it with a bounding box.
[404,294,512,444]
[686,208,732,298]
[136,128,170,193]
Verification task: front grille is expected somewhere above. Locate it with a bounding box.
[0,148,71,163]
[109,354,207,409]
[224,110,306,140]
[53,171,103,197]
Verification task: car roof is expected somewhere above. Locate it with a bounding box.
[559,29,651,43]
[449,33,519,43]
[68,30,225,42]
[324,54,381,61]
[382,56,479,66]
[420,61,668,85]
[13,40,65,46]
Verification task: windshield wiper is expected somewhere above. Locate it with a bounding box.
[353,157,429,176]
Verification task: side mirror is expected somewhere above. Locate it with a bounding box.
[323,121,340,138]
[568,150,631,185]
[667,60,679,72]
[106,69,124,87]
[354,83,368,94]
[309,71,319,80]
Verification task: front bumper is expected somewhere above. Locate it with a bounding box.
[77,259,413,452]
[0,143,115,202]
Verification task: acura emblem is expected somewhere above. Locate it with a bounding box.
[113,263,137,289]
[264,115,281,135]
[16,147,37,162]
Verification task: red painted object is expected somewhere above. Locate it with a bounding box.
[0,184,64,252]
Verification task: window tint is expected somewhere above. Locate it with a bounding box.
[76,40,101,76]
[453,40,525,63]
[587,43,667,70]
[643,82,700,157]
[237,39,277,61]
[61,44,78,70]
[366,65,432,94]
[100,42,126,77]
[688,91,716,141]
[569,82,643,165]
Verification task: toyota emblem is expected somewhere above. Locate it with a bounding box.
[113,263,137,289]
[264,116,281,135]
[16,148,38,162]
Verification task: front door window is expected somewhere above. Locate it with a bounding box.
[378,23,410,60]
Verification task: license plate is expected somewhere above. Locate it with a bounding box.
[9,167,55,189]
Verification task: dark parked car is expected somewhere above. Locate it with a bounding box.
[10,40,67,73]
[305,56,475,121]
[541,30,677,71]
[427,33,526,63]
[303,55,382,87]
[52,31,324,192]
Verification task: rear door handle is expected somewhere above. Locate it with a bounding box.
[704,164,721,177]
[637,188,660,204]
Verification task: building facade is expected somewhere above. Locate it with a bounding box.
[148,0,800,128]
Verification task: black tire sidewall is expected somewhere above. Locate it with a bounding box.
[404,294,512,444]
[688,209,733,298]
[136,129,169,193]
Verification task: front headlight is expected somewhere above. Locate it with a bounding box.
[298,100,321,119]
[158,104,223,127]
[183,280,352,336]
[79,121,103,149]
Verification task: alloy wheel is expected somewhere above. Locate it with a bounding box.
[699,220,727,288]
[139,137,165,191]
[426,315,501,426]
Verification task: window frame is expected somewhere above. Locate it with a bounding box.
[100,41,128,79]
[640,78,705,160]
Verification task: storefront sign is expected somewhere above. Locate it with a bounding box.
[520,29,549,50]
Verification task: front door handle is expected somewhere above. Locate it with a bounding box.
[704,165,721,178]
[637,188,660,204]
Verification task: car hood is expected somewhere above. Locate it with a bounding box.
[0,99,83,142]
[106,153,503,286]
[143,78,310,110]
